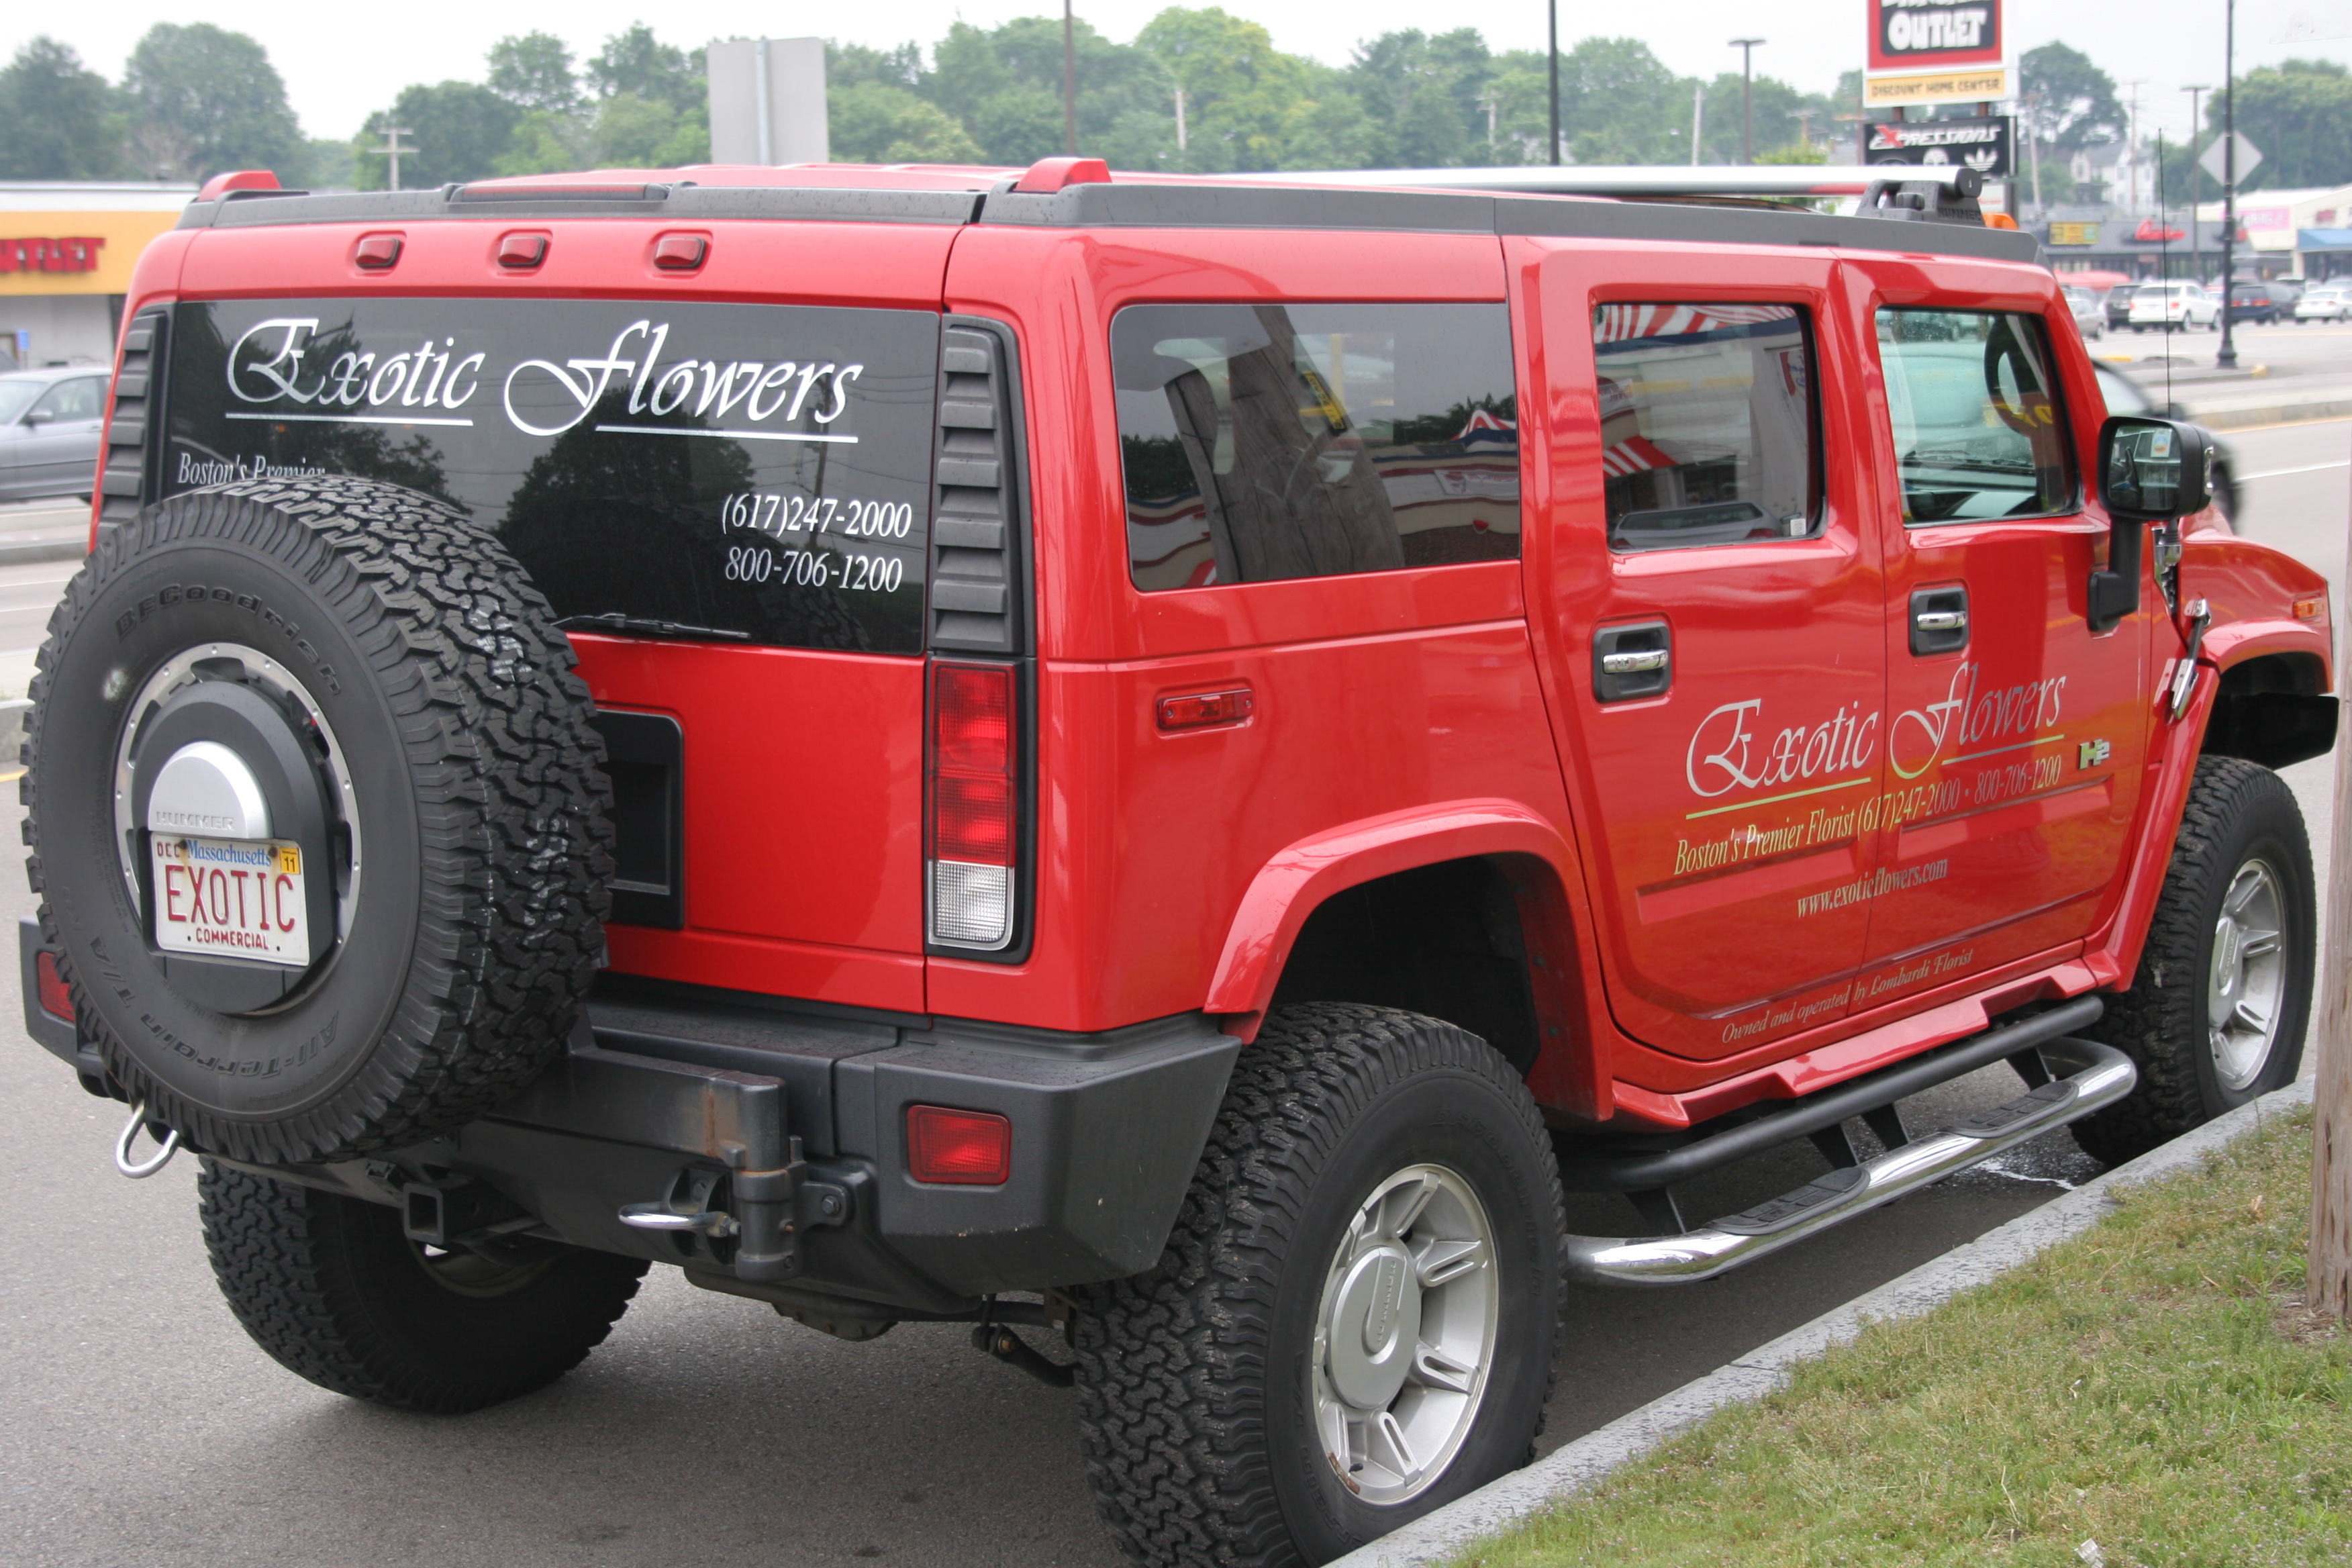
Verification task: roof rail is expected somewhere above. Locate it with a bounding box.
[1201,164,1983,201]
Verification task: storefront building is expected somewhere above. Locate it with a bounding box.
[2,183,195,370]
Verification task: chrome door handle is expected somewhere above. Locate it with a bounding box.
[1600,650,1670,675]
[1913,610,1968,632]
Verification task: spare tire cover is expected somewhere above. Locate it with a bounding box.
[27,475,614,1164]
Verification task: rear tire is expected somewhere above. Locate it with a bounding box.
[2074,757,2314,1165]
[1072,1004,1565,1567]
[199,1159,648,1413]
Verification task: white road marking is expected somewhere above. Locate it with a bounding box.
[2242,460,2352,480]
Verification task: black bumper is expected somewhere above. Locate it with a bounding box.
[23,922,1240,1312]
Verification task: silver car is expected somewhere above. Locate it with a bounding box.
[2063,285,2106,339]
[0,365,110,502]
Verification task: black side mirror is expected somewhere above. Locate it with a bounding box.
[2090,415,2213,631]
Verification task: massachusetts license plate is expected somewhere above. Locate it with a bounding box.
[152,836,311,967]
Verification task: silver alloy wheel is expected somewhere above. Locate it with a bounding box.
[1310,1163,1498,1506]
[111,642,363,1003]
[2208,856,2287,1093]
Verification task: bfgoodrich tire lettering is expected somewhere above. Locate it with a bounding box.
[1071,1003,1566,1567]
[198,1160,647,1412]
[2075,755,2314,1165]
[25,476,613,1164]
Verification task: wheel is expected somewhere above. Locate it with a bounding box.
[1072,1004,1565,1567]
[2075,756,2314,1165]
[25,475,613,1164]
[199,1160,647,1412]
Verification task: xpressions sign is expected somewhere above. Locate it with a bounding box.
[1866,0,2007,107]
[1865,117,2013,178]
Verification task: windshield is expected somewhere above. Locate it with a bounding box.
[0,379,44,423]
[164,299,938,654]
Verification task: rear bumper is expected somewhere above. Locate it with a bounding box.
[23,923,1244,1311]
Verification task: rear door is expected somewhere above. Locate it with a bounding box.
[1849,272,2148,999]
[1530,246,1888,1061]
[160,293,941,1010]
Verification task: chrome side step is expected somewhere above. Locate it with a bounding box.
[1565,1036,2135,1287]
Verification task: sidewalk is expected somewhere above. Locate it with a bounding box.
[0,499,88,567]
[2096,354,2352,430]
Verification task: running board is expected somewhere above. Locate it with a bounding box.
[1564,1035,2135,1287]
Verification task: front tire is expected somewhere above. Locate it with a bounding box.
[2075,757,2314,1165]
[199,1160,648,1413]
[1073,1005,1565,1567]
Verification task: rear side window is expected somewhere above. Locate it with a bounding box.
[1595,303,1820,551]
[162,299,938,653]
[1875,309,2075,524]
[1114,303,1520,591]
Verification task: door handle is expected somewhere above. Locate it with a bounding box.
[1594,620,1671,701]
[1908,586,1969,656]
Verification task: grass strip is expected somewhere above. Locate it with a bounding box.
[1460,1106,2349,1567]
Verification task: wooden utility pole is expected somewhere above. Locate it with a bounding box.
[1063,0,1077,156]
[2314,434,2352,1320]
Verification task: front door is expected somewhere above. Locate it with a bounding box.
[1535,250,1887,1062]
[1853,286,2148,1007]
[19,373,106,496]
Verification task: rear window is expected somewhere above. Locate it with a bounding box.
[163,299,938,653]
[1113,303,1520,591]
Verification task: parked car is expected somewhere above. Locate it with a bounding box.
[2223,279,2292,326]
[0,364,108,501]
[2092,362,2239,525]
[2293,285,2349,322]
[2129,281,2220,331]
[21,159,2333,1568]
[2104,285,2137,332]
[2063,285,2106,339]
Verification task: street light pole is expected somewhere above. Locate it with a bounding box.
[1063,0,1077,156]
[1730,38,1764,164]
[1548,0,1560,166]
[2218,0,2239,369]
[2185,85,2209,283]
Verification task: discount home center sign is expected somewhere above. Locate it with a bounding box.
[1867,0,2008,107]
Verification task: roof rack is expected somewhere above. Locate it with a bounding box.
[1199,164,1983,200]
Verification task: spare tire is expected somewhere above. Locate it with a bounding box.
[26,475,613,1165]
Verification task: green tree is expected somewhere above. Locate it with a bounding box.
[1561,38,1690,166]
[1344,30,1493,168]
[0,38,126,179]
[2020,42,2122,158]
[121,23,303,182]
[1132,8,1308,171]
[592,94,709,167]
[589,23,700,113]
[351,82,520,190]
[489,32,579,113]
[830,82,983,163]
[2223,59,2352,192]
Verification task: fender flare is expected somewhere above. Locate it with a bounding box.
[1202,796,1581,1022]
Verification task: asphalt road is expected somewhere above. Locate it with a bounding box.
[0,419,2346,1568]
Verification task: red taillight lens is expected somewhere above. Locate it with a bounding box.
[934,773,1014,863]
[908,1104,1012,1184]
[35,950,72,1021]
[928,663,1019,948]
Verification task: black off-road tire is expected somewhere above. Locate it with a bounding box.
[199,1160,648,1412]
[24,475,612,1164]
[1071,1003,1566,1568]
[2075,756,2314,1165]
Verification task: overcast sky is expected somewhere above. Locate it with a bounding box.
[11,0,2352,148]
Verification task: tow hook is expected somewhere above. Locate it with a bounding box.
[618,1142,853,1282]
[2167,597,2212,722]
[971,1295,1078,1387]
[113,1100,180,1179]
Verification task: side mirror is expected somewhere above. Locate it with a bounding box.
[21,408,51,426]
[2089,416,2214,631]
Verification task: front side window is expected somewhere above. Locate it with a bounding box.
[30,376,103,422]
[1114,303,1520,591]
[1875,309,2075,524]
[1594,303,1820,552]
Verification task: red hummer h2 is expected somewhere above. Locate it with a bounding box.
[21,157,2332,1566]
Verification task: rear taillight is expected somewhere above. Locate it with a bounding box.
[928,663,1018,949]
[907,1104,1012,1184]
[35,950,72,1021]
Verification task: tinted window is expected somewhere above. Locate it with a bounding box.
[30,376,103,421]
[164,299,938,653]
[1594,303,1819,552]
[1114,303,1519,591]
[1876,309,2075,524]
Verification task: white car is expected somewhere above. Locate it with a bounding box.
[2294,287,2349,322]
[2128,282,2220,332]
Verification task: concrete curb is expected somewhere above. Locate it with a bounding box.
[0,538,86,567]
[1332,1077,2319,1568]
[2190,397,2352,430]
[0,697,27,756]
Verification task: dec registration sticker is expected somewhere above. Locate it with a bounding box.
[152,836,311,967]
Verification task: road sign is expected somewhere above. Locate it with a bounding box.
[2199,131,2263,186]
[1866,116,2013,178]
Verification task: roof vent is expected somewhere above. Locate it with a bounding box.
[928,323,1026,654]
